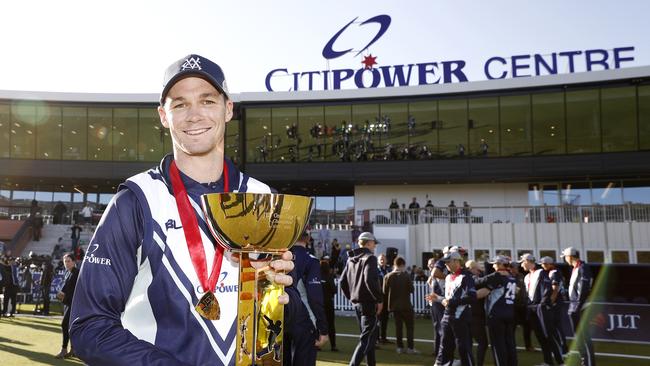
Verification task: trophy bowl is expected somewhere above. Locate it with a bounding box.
[202,193,313,253]
[201,192,313,366]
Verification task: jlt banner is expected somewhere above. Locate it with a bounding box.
[575,302,649,344]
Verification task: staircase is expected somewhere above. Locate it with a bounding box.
[22,224,95,257]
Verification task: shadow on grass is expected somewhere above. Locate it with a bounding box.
[2,318,61,334]
[0,343,83,365]
[0,336,31,346]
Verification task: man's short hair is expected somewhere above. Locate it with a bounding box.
[63,252,75,261]
[394,256,406,267]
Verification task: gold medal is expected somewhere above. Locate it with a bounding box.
[195,291,221,320]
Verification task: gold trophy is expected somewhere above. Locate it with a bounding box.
[201,193,313,366]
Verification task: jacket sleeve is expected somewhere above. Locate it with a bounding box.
[340,262,350,300]
[69,189,190,366]
[447,274,476,308]
[539,271,553,306]
[578,265,592,304]
[306,258,328,336]
[363,255,383,303]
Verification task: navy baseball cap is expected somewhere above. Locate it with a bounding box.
[160,54,229,105]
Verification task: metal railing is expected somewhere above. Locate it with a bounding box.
[334,279,431,315]
[366,204,650,225]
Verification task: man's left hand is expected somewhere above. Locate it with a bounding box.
[315,334,328,347]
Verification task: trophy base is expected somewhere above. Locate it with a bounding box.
[236,252,285,366]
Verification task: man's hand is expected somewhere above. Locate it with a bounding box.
[441,298,448,307]
[425,293,438,302]
[230,251,294,304]
[315,334,328,347]
[56,291,64,301]
[376,302,383,315]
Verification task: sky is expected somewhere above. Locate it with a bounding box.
[0,0,648,94]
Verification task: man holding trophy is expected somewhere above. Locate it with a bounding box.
[71,54,310,366]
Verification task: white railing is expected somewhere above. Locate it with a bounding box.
[367,204,650,225]
[333,279,431,314]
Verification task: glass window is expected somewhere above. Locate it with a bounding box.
[0,104,10,158]
[496,249,512,257]
[601,86,637,152]
[73,192,84,203]
[532,92,565,155]
[138,108,163,161]
[438,99,468,157]
[53,192,72,203]
[592,181,623,205]
[539,250,557,261]
[622,182,650,204]
[561,182,591,206]
[474,249,490,262]
[34,105,61,160]
[297,106,324,162]
[324,105,352,161]
[225,119,240,164]
[500,95,532,156]
[611,251,630,263]
[11,102,36,159]
[640,86,650,150]
[99,193,114,205]
[335,196,354,224]
[637,251,650,264]
[35,191,53,202]
[313,196,335,224]
[271,107,297,162]
[0,190,10,203]
[528,184,543,206]
[113,108,138,161]
[587,251,604,263]
[567,89,600,153]
[381,102,409,158]
[12,190,34,205]
[62,107,87,160]
[408,100,437,159]
[88,108,113,160]
[542,184,560,206]
[468,97,499,157]
[245,108,271,163]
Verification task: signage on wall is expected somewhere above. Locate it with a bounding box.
[265,14,636,92]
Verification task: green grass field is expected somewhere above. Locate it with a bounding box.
[1,307,648,365]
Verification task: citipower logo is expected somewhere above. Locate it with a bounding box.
[265,14,468,92]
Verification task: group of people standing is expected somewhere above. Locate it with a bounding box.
[426,245,595,366]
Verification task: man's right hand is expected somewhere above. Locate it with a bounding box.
[315,334,328,348]
[376,302,383,315]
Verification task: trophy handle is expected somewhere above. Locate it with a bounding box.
[237,253,285,366]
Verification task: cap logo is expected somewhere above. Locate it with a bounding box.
[181,56,202,71]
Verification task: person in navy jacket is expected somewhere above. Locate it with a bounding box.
[432,251,476,366]
[563,247,596,366]
[69,54,294,366]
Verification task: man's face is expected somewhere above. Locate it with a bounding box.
[563,255,571,265]
[365,240,377,252]
[445,259,459,272]
[541,263,552,271]
[64,256,75,271]
[378,254,386,266]
[521,261,534,272]
[158,77,233,160]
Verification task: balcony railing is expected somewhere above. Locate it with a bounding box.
[366,204,650,225]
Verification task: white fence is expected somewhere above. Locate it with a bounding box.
[333,279,431,314]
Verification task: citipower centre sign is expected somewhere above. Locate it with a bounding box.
[264,14,636,92]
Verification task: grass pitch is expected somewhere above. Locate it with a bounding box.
[1,307,648,365]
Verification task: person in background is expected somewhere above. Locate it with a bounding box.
[540,256,569,356]
[70,221,82,253]
[377,253,392,344]
[1,257,19,317]
[519,253,563,366]
[474,255,517,366]
[563,247,595,366]
[466,260,488,366]
[340,232,383,366]
[425,256,444,358]
[510,263,533,352]
[383,256,418,354]
[285,231,328,366]
[408,197,420,225]
[40,258,54,316]
[320,259,338,352]
[80,202,93,226]
[432,251,476,366]
[55,253,79,359]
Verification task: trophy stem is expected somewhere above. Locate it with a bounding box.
[237,253,285,366]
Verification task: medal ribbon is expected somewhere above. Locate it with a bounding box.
[169,159,229,294]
